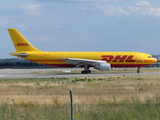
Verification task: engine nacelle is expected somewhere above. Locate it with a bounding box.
[93,62,111,71]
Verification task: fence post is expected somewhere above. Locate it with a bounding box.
[70,89,74,120]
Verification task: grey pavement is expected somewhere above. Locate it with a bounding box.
[0,68,159,79]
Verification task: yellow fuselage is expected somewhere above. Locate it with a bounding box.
[11,51,157,68]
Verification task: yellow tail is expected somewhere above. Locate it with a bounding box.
[8,28,41,52]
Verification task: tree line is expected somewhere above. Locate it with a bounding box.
[0,58,54,69]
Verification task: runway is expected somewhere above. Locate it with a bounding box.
[0,68,159,79]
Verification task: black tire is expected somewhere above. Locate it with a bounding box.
[81,70,89,74]
[137,70,140,73]
[81,71,84,74]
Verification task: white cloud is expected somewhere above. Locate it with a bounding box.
[135,1,152,7]
[0,17,13,27]
[128,6,160,16]
[0,4,45,15]
[51,24,61,28]
[16,23,28,29]
[20,4,41,10]
[96,5,128,15]
[20,4,45,15]
[148,7,160,16]
[0,18,9,27]
[96,1,160,17]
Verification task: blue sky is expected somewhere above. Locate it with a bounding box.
[1,0,160,58]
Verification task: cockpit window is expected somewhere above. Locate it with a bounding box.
[148,56,153,58]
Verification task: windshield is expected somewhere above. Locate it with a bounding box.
[148,56,153,58]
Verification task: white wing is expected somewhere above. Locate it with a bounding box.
[59,58,106,67]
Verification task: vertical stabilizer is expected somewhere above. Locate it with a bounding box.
[8,29,41,52]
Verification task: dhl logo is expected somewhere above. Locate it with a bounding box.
[101,55,136,62]
[15,43,31,46]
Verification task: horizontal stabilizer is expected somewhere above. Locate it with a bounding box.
[10,53,28,58]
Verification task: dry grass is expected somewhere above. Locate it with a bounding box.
[0,72,160,105]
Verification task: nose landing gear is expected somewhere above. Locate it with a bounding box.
[137,68,140,73]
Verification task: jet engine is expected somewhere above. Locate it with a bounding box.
[93,62,111,71]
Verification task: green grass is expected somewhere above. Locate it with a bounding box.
[0,101,70,120]
[0,98,160,120]
[0,77,69,84]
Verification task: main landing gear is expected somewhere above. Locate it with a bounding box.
[137,67,140,73]
[81,65,91,74]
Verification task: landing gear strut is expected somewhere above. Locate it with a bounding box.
[81,65,91,74]
[137,68,140,73]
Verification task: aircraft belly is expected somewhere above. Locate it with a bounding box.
[111,64,150,68]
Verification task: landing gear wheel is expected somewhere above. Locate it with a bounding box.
[81,65,91,74]
[81,70,91,74]
[137,69,140,73]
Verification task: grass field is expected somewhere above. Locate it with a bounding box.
[1,68,160,104]
[0,68,160,119]
[1,75,160,104]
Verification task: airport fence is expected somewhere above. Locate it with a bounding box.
[0,98,160,120]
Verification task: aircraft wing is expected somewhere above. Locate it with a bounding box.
[59,58,106,67]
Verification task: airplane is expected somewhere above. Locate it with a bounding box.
[8,28,157,74]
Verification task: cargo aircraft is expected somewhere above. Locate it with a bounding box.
[8,29,157,74]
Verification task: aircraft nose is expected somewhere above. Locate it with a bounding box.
[153,58,157,63]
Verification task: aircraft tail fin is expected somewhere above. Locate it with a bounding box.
[8,28,41,52]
